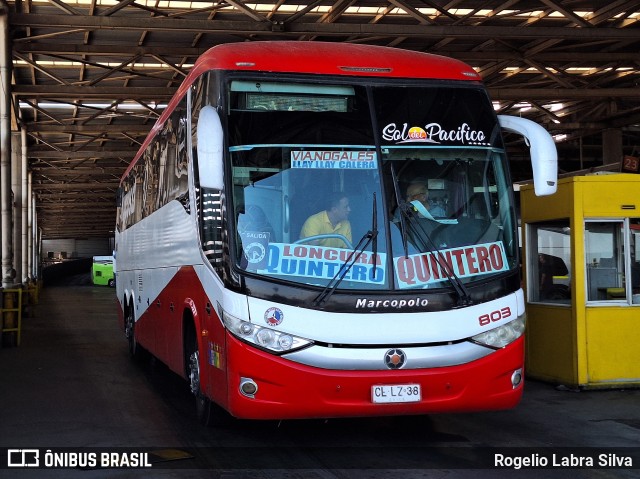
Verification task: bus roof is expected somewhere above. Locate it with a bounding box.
[191,42,480,81]
[122,42,481,182]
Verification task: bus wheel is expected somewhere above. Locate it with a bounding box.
[187,344,231,427]
[124,306,139,358]
[108,279,115,287]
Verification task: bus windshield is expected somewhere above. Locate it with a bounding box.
[225,78,517,291]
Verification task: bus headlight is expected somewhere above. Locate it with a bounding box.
[223,311,312,354]
[471,314,526,349]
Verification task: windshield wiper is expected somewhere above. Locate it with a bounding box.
[399,204,473,307]
[313,194,378,307]
[371,193,378,279]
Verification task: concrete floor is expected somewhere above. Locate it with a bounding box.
[1,281,639,478]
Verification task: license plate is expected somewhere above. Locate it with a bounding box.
[371,384,422,404]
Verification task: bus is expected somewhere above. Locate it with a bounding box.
[115,42,557,425]
[92,256,115,287]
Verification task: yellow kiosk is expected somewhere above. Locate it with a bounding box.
[521,174,640,388]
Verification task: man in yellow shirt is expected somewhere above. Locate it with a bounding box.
[300,193,352,248]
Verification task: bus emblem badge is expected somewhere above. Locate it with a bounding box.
[264,307,284,326]
[384,349,406,369]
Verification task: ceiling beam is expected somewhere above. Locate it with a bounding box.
[36,191,114,198]
[41,233,114,239]
[37,202,115,208]
[13,85,175,98]
[33,175,122,183]
[25,123,153,133]
[10,13,640,41]
[14,43,640,64]
[39,217,115,223]
[14,43,208,56]
[488,88,640,100]
[32,182,120,190]
[27,149,136,158]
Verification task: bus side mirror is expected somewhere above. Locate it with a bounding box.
[197,105,224,190]
[498,115,558,196]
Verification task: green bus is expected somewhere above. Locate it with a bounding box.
[92,256,115,287]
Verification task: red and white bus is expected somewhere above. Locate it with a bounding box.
[116,42,557,425]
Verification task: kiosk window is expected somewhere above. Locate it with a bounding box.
[630,219,640,304]
[585,219,639,304]
[527,220,571,304]
[585,221,623,301]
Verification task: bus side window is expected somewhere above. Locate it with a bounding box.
[201,188,223,267]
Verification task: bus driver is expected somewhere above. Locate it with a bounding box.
[406,181,446,218]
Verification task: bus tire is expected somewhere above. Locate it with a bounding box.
[185,326,231,427]
[124,303,140,358]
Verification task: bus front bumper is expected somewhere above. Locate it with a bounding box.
[222,334,524,420]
